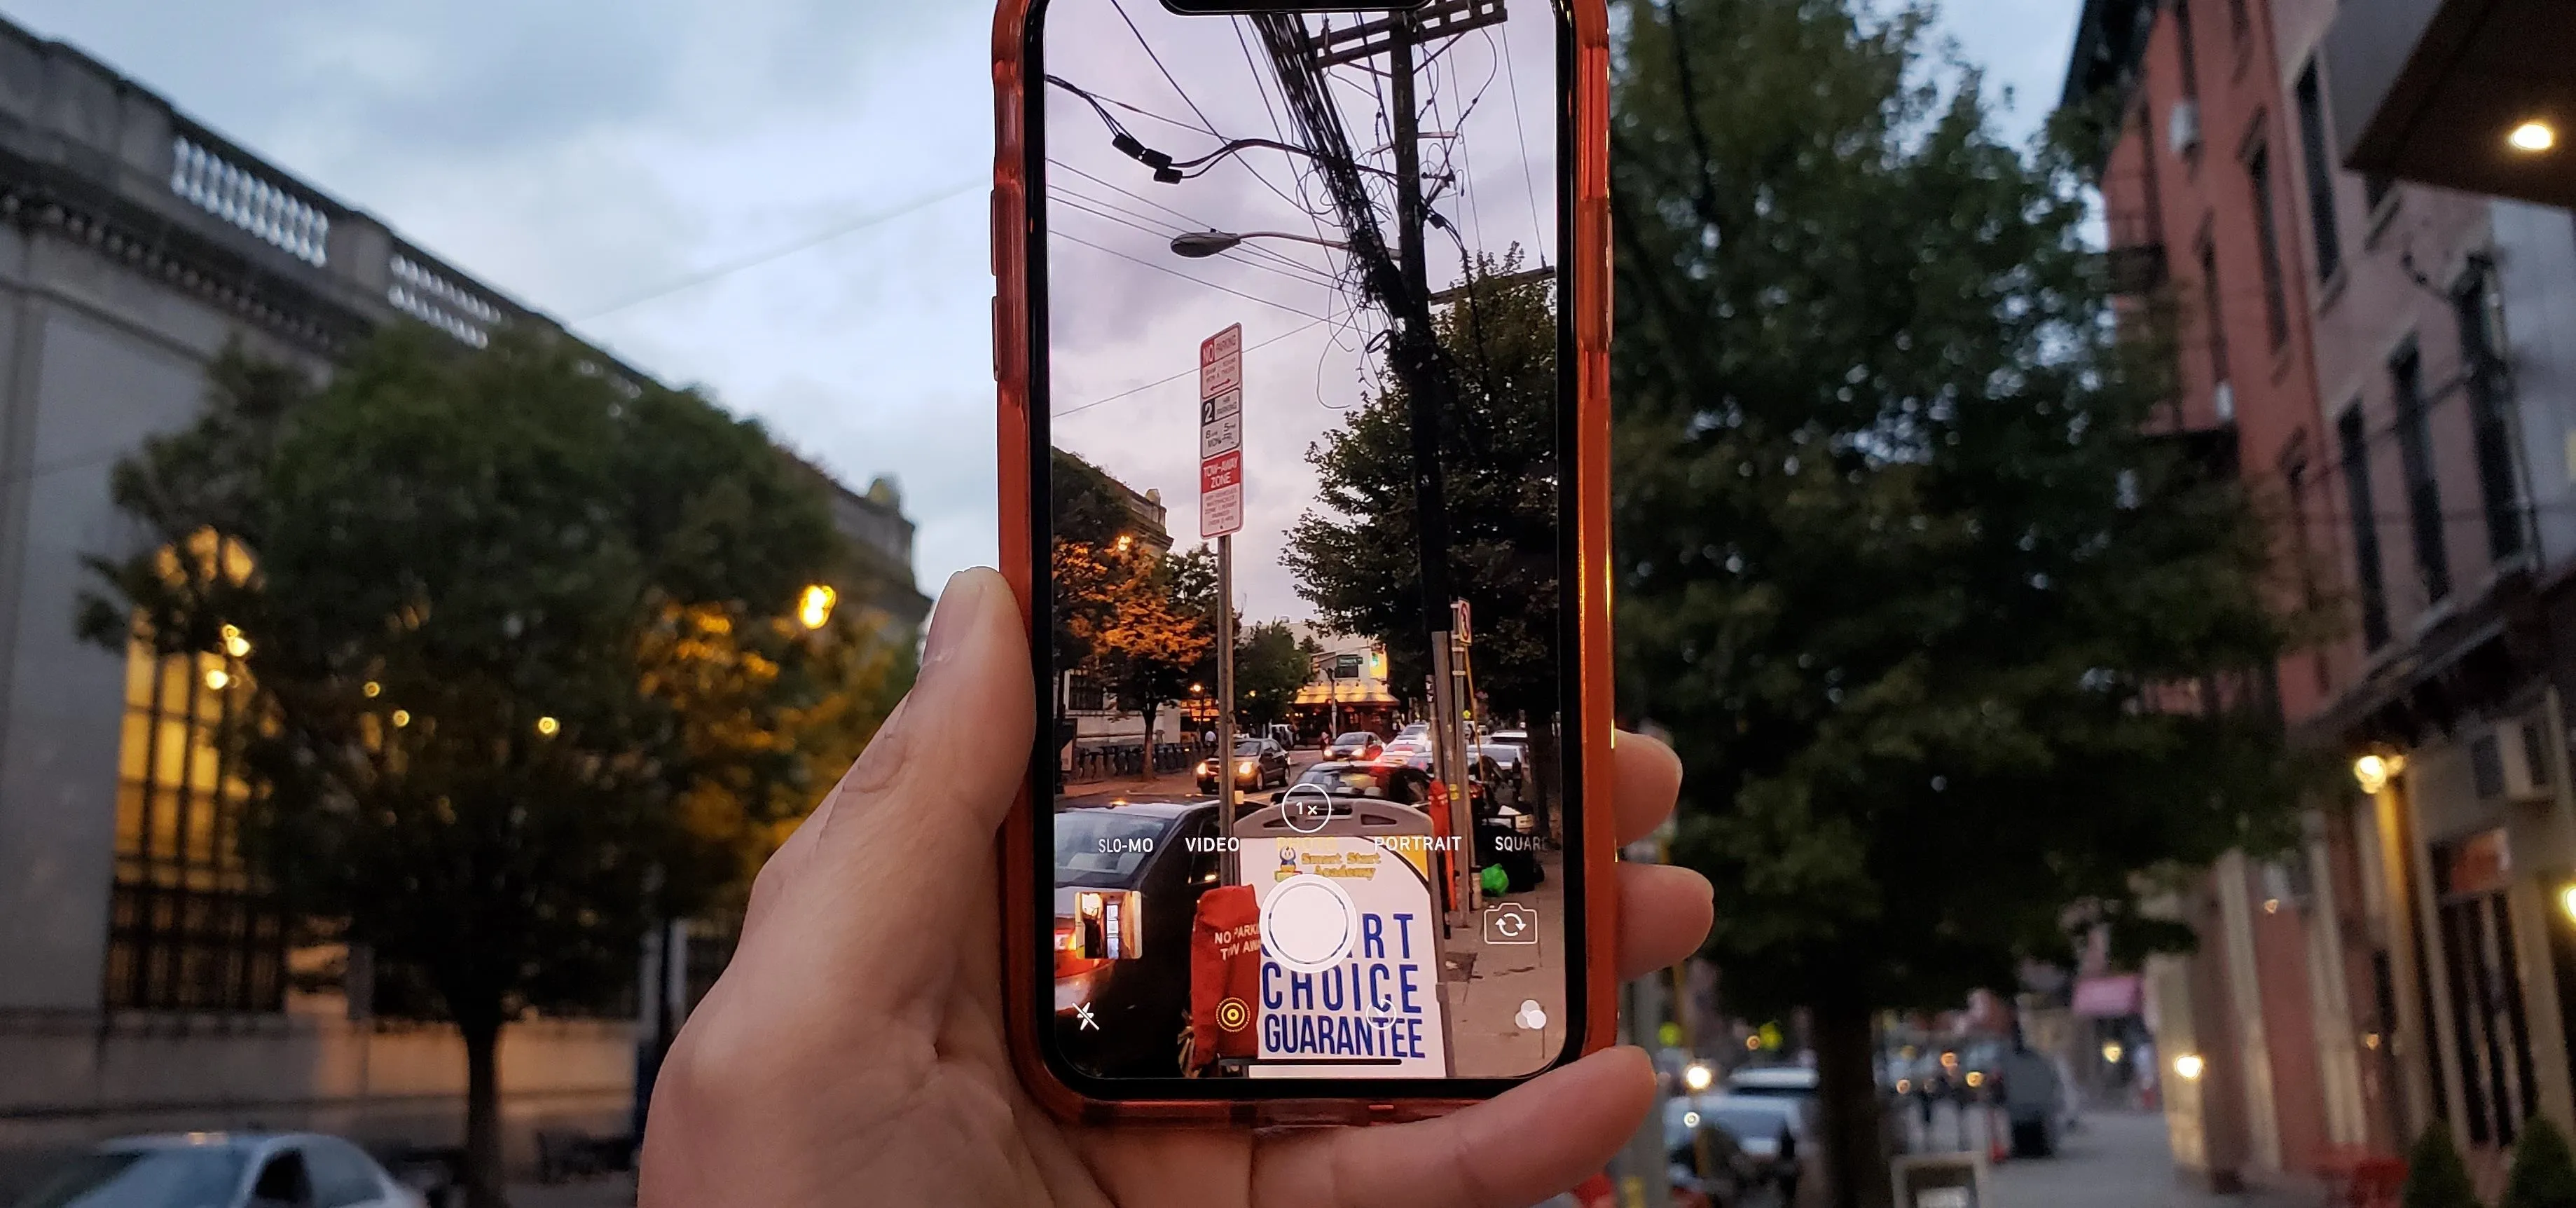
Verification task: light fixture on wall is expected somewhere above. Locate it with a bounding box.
[2353,753,2403,795]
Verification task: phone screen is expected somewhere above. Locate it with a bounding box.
[1026,0,1576,1088]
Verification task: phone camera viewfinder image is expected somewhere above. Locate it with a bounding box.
[1035,0,1573,1085]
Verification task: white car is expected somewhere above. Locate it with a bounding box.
[11,1133,431,1208]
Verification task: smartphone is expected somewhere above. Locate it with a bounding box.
[993,0,1611,1121]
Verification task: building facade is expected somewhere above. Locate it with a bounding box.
[0,18,925,1192]
[2073,0,2576,1192]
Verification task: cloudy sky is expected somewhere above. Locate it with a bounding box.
[2,0,2081,608]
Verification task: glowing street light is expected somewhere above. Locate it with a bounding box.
[536,716,561,737]
[392,709,412,729]
[204,668,231,690]
[221,624,251,658]
[2102,1041,2124,1064]
[1682,1063,1714,1092]
[2173,1052,2206,1080]
[2509,120,2558,153]
[2353,753,2399,795]
[798,584,837,631]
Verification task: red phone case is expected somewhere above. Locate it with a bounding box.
[992,0,1616,1126]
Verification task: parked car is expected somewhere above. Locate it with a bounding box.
[1723,1064,1820,1099]
[1326,731,1385,760]
[1661,1103,1762,1207]
[1052,800,1226,1077]
[1665,1096,1807,1195]
[1377,739,1433,769]
[1196,739,1290,792]
[11,1133,431,1208]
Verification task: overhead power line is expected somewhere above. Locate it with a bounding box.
[574,180,981,323]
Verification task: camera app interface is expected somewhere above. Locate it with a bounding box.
[1040,0,1568,1081]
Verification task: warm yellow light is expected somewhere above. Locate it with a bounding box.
[2509,121,2557,153]
[797,584,837,631]
[2102,1041,2125,1064]
[1964,1071,1985,1088]
[363,681,382,698]
[2353,753,2396,794]
[1744,1036,1761,1051]
[1896,1078,1913,1094]
[204,668,230,690]
[1682,1063,1714,1092]
[2263,898,2281,914]
[2558,884,2576,925]
[1940,1051,1959,1070]
[2364,1032,2383,1050]
[2174,1053,2206,1080]
[1115,534,1134,551]
[392,709,411,728]
[536,716,560,736]
[220,625,251,658]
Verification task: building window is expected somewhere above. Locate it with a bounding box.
[2173,0,2201,101]
[2200,240,2231,391]
[2456,264,2523,561]
[2339,404,2391,649]
[2392,345,2451,603]
[105,633,283,1013]
[2248,144,2292,350]
[2282,437,2329,695]
[1067,673,1107,713]
[2294,63,2343,284]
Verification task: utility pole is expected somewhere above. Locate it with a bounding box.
[1215,536,1237,884]
[1257,0,1506,928]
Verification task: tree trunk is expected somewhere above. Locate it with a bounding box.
[1812,992,1892,1208]
[462,1013,509,1208]
[1141,701,1159,778]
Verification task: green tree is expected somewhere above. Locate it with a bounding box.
[81,329,868,1208]
[1609,1,2314,1202]
[1232,621,1319,729]
[1286,248,1564,795]
[2507,1116,2576,1208]
[2408,1122,2484,1208]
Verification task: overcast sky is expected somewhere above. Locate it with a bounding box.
[2,0,2081,607]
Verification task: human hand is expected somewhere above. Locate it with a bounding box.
[639,569,1712,1207]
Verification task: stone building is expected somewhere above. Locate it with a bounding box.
[0,18,925,1191]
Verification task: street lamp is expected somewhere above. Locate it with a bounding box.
[1170,230,1351,259]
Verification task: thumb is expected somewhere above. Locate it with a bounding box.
[1251,1047,1656,1208]
[745,568,1033,1015]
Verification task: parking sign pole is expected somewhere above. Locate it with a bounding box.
[1217,535,1237,886]
[1199,324,1246,886]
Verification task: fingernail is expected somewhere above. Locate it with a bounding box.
[921,572,991,677]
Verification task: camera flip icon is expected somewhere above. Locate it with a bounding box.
[1482,902,1538,945]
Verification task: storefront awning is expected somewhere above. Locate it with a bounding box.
[1293,681,1396,707]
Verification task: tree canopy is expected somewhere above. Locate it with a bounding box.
[1284,248,1562,723]
[80,327,900,1206]
[1609,0,2318,1198]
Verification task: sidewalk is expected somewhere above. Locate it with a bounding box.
[1958,1108,2311,1208]
[1442,851,1567,1078]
